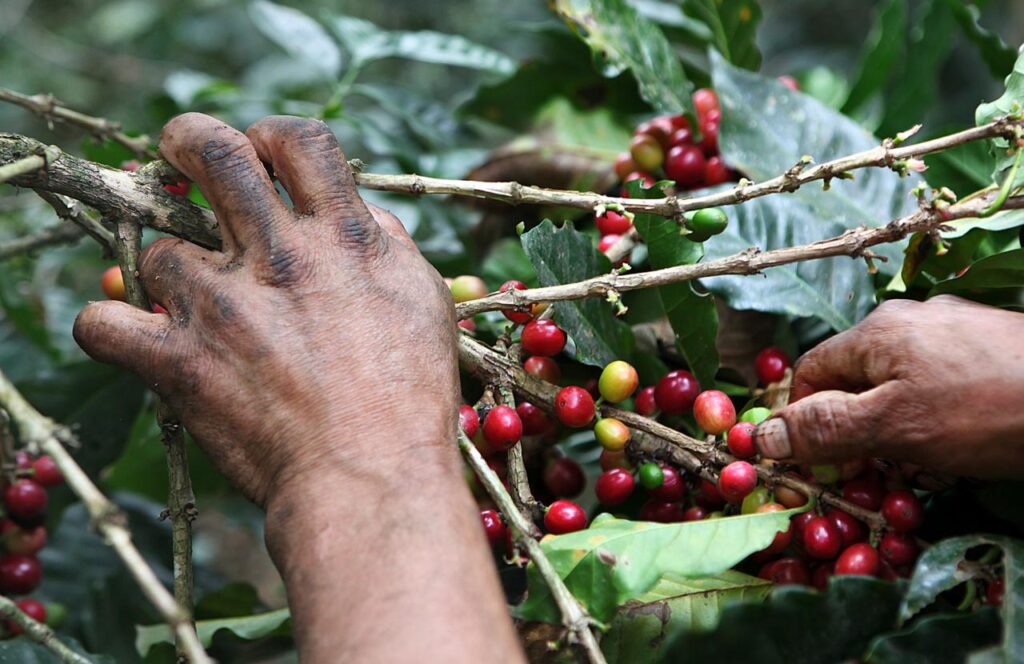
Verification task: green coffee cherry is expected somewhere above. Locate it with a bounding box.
[686,208,728,242]
[638,462,665,490]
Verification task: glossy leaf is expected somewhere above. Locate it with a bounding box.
[516,509,798,623]
[949,1,1017,80]
[521,220,635,367]
[136,608,291,656]
[248,1,341,79]
[928,248,1024,302]
[842,0,906,114]
[864,608,1001,664]
[552,0,694,116]
[682,0,762,71]
[976,45,1024,190]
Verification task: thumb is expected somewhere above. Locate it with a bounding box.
[73,300,178,385]
[753,385,894,464]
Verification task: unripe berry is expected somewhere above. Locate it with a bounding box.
[480,510,505,548]
[482,405,522,451]
[599,360,639,403]
[773,476,809,508]
[835,543,880,576]
[596,210,633,236]
[523,356,561,384]
[449,275,488,303]
[544,458,585,498]
[638,462,665,491]
[594,417,630,452]
[651,465,686,501]
[693,389,736,435]
[544,500,587,534]
[554,386,595,428]
[498,280,533,325]
[741,486,771,514]
[726,422,756,459]
[598,234,623,259]
[634,386,657,416]
[520,320,567,357]
[717,461,758,504]
[595,469,634,506]
[802,516,842,560]
[3,480,47,521]
[100,266,126,301]
[755,347,791,385]
[685,208,729,243]
[459,405,480,438]
[630,134,664,172]
[881,490,924,532]
[654,369,700,415]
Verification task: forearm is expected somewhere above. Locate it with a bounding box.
[264,434,525,663]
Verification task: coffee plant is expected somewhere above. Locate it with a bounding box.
[0,0,1023,662]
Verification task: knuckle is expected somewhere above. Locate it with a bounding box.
[199,136,253,177]
[795,397,861,456]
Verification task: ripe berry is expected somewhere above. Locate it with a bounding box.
[100,266,126,301]
[599,360,639,403]
[881,490,924,531]
[499,280,533,325]
[599,449,632,472]
[597,210,633,236]
[614,153,638,179]
[459,405,480,438]
[517,402,553,437]
[693,88,719,116]
[755,347,791,385]
[520,320,566,357]
[664,144,706,189]
[449,275,488,303]
[120,160,140,172]
[544,458,585,498]
[545,500,587,534]
[30,455,63,487]
[634,119,673,148]
[812,563,834,590]
[686,208,729,243]
[0,554,41,595]
[826,510,867,547]
[835,543,880,576]
[698,119,719,154]
[638,462,665,490]
[683,506,708,521]
[726,422,757,459]
[842,475,885,511]
[482,405,522,451]
[654,369,700,415]
[6,598,46,635]
[697,478,726,508]
[879,532,918,567]
[634,387,658,416]
[717,461,758,504]
[651,466,686,501]
[693,389,736,435]
[638,500,685,523]
[791,510,817,541]
[756,503,792,554]
[524,356,560,384]
[773,478,809,508]
[554,386,595,428]
[669,127,693,147]
[164,181,191,196]
[3,480,47,521]
[704,156,731,185]
[598,234,624,260]
[1,522,45,556]
[595,469,634,506]
[802,516,842,560]
[457,318,476,332]
[763,557,810,586]
[594,417,630,452]
[480,510,505,548]
[630,134,664,172]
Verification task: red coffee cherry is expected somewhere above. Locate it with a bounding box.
[692,88,720,116]
[1,522,46,556]
[517,402,553,437]
[599,449,631,472]
[670,127,693,147]
[595,469,635,506]
[693,390,737,435]
[614,153,638,180]
[638,500,686,523]
[480,510,505,548]
[634,386,658,416]
[879,531,918,567]
[665,144,707,189]
[520,320,566,357]
[6,598,46,635]
[842,475,885,511]
[726,422,757,459]
[459,405,480,438]
[683,506,708,521]
[763,557,810,586]
[599,360,639,403]
[523,356,561,384]
[717,461,758,504]
[790,510,817,542]
[654,369,700,415]
[482,405,522,451]
[554,386,595,428]
[30,455,63,487]
[499,280,533,325]
[544,500,587,534]
[164,180,191,196]
[812,563,834,590]
[544,458,585,498]
[881,490,924,532]
[755,347,791,385]
[704,156,731,185]
[698,118,719,155]
[3,480,47,522]
[598,234,624,259]
[756,503,792,554]
[100,266,126,301]
[802,516,842,560]
[835,543,881,577]
[651,466,686,501]
[826,510,867,547]
[697,478,726,509]
[596,210,633,236]
[0,554,42,595]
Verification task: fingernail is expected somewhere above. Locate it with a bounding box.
[755,418,792,459]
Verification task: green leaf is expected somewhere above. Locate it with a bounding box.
[136,608,292,656]
[516,509,798,623]
[327,15,515,74]
[628,0,713,43]
[629,181,719,388]
[864,608,1001,664]
[248,1,341,79]
[928,248,1024,302]
[682,0,762,71]
[552,0,694,116]
[923,132,996,194]
[663,577,903,662]
[976,45,1024,191]
[601,571,771,664]
[947,0,1017,80]
[481,238,537,290]
[521,220,634,367]
[842,0,907,114]
[0,637,113,664]
[940,209,1024,240]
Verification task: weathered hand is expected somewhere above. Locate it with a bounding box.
[754,296,1024,478]
[73,113,459,506]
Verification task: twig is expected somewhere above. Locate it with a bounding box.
[0,223,84,261]
[494,385,543,527]
[0,594,94,664]
[0,145,59,184]
[0,88,155,159]
[35,191,116,257]
[0,368,212,663]
[458,431,606,664]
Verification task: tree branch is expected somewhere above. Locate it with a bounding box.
[0,594,94,664]
[0,145,60,184]
[35,191,116,256]
[0,222,84,261]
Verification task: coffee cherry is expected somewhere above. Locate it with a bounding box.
[6,598,46,636]
[639,462,665,490]
[741,486,771,514]
[773,477,809,508]
[693,389,736,435]
[835,543,880,576]
[498,280,533,325]
[812,563,834,590]
[683,506,708,521]
[1,522,45,556]
[120,160,140,172]
[693,88,719,116]
[100,266,126,301]
[595,469,635,506]
[704,108,721,124]
[634,118,673,148]
[520,320,566,357]
[457,318,476,332]
[718,461,758,504]
[881,490,924,531]
[524,356,561,384]
[670,127,693,147]
[614,153,638,180]
[597,210,633,236]
[3,480,46,522]
[599,360,639,403]
[764,557,810,586]
[0,554,41,595]
[634,386,658,416]
[598,234,623,259]
[704,156,731,185]
[554,386,595,428]
[755,347,791,385]
[482,405,522,451]
[544,458,585,498]
[879,532,918,567]
[826,510,867,547]
[987,577,1005,606]
[630,134,664,172]
[638,499,686,523]
[665,144,707,189]
[651,465,686,501]
[480,510,505,548]
[740,407,772,425]
[697,477,726,508]
[802,516,842,560]
[654,369,700,415]
[545,500,587,534]
[686,208,729,243]
[594,417,630,452]
[842,475,885,511]
[726,422,757,459]
[30,456,62,487]
[698,119,719,155]
[622,171,656,192]
[756,503,793,554]
[164,181,191,196]
[459,405,480,438]
[791,510,817,543]
[599,449,632,472]
[517,402,553,437]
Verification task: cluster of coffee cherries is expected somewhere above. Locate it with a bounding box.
[0,452,64,636]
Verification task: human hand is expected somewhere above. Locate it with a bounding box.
[73,113,459,507]
[754,296,1024,478]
